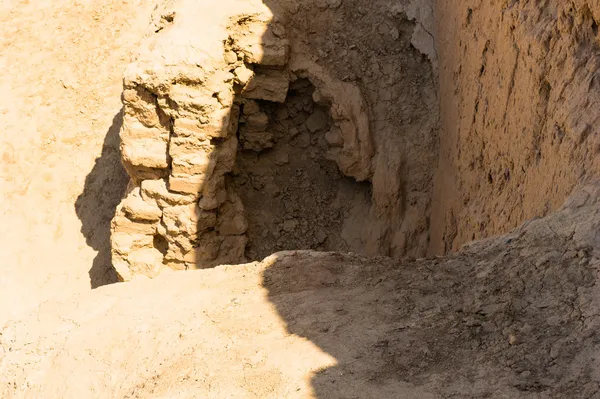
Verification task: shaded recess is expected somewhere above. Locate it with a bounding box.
[107,0,440,282]
[231,78,372,260]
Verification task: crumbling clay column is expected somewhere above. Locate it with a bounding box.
[110,0,290,281]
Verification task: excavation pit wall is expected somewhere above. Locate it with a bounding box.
[109,0,440,281]
[232,79,373,260]
[430,1,600,254]
[112,73,371,279]
[110,6,378,280]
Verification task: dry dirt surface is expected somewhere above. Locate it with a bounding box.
[0,0,159,323]
[3,0,600,398]
[3,184,600,398]
[430,0,600,253]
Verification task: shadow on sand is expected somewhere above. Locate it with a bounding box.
[75,110,128,288]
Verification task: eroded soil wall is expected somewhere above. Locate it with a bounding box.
[430,0,600,254]
[110,0,600,277]
[110,0,440,280]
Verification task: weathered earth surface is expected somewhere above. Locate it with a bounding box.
[430,0,600,254]
[0,0,159,323]
[110,0,440,281]
[3,183,600,398]
[3,0,600,397]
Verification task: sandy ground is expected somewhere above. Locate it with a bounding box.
[3,184,600,397]
[0,0,157,324]
[3,1,600,398]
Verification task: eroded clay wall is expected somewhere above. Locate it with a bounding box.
[111,0,275,279]
[430,0,600,254]
[110,0,441,280]
[265,0,440,257]
[111,0,407,280]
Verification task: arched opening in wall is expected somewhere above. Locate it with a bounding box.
[229,78,372,261]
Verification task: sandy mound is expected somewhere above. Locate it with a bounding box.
[3,184,600,397]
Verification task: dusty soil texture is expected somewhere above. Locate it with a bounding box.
[0,0,158,324]
[266,0,439,258]
[430,0,600,254]
[231,79,373,260]
[3,183,600,398]
[3,0,600,398]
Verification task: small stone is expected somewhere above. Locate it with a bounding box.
[245,112,269,131]
[283,219,298,232]
[286,105,298,118]
[550,341,561,358]
[508,334,518,346]
[242,69,289,103]
[274,107,289,121]
[275,151,289,165]
[283,200,297,214]
[303,101,314,113]
[297,133,311,148]
[240,129,274,152]
[265,182,281,196]
[251,176,264,190]
[315,229,328,244]
[328,0,342,8]
[242,100,260,116]
[234,65,254,86]
[306,109,329,133]
[224,50,237,64]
